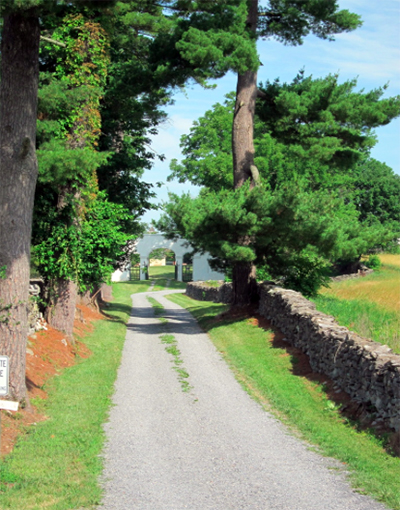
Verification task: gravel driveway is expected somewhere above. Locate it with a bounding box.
[100,289,387,510]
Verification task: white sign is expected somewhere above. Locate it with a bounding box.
[0,356,9,396]
[0,400,18,411]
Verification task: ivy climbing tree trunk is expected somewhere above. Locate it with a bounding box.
[46,185,80,340]
[46,279,78,340]
[43,16,109,338]
[0,10,40,402]
[231,0,259,306]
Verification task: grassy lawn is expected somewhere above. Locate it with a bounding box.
[167,292,400,510]
[148,265,187,291]
[313,258,400,353]
[148,265,175,280]
[0,280,153,510]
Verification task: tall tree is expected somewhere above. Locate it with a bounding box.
[35,12,112,337]
[158,73,400,298]
[170,74,400,193]
[0,7,40,401]
[230,0,361,304]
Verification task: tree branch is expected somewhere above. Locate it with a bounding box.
[40,35,66,48]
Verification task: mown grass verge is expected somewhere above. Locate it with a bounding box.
[167,293,400,510]
[0,281,146,510]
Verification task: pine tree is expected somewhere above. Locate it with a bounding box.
[230,0,362,305]
[0,6,40,401]
[158,73,400,297]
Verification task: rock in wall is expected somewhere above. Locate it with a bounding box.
[186,280,400,432]
[186,281,232,304]
[258,284,400,432]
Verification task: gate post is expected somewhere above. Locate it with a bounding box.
[175,255,183,281]
[140,256,149,280]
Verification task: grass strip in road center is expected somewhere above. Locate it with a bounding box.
[147,296,166,319]
[166,292,400,510]
[147,296,193,394]
[160,334,192,394]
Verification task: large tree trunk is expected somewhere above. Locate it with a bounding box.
[46,279,78,340]
[231,0,259,306]
[0,11,40,401]
[45,184,79,340]
[232,70,258,189]
[232,262,258,306]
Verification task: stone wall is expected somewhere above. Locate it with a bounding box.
[258,284,400,432]
[186,281,400,432]
[330,269,373,282]
[28,279,46,334]
[185,281,233,304]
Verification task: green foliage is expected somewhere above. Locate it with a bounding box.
[351,158,400,230]
[170,74,400,193]
[34,9,146,292]
[158,185,391,296]
[257,1,361,45]
[364,255,382,270]
[163,69,400,296]
[33,191,133,290]
[37,140,109,187]
[257,72,400,189]
[149,248,168,260]
[169,93,235,191]
[37,12,110,179]
[130,253,140,265]
[175,0,258,77]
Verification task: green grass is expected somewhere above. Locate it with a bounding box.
[148,265,175,280]
[147,296,164,315]
[312,294,400,354]
[313,263,400,354]
[147,265,187,291]
[0,281,147,510]
[164,279,187,290]
[147,296,192,393]
[167,293,400,510]
[202,280,222,287]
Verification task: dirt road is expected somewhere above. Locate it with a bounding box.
[100,289,387,510]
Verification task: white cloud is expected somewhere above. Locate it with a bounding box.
[169,115,194,133]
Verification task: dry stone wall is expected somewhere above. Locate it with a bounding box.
[330,268,373,282]
[258,284,400,432]
[185,281,233,304]
[186,281,400,432]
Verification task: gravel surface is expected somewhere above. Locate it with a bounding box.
[100,289,387,510]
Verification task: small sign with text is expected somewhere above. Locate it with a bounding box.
[0,356,9,396]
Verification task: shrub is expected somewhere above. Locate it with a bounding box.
[365,254,382,270]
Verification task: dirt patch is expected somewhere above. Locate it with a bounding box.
[0,304,102,458]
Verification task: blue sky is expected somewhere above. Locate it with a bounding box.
[141,0,400,224]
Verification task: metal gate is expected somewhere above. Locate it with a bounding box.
[182,264,193,282]
[130,266,140,280]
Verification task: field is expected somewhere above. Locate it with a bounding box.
[313,254,400,353]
